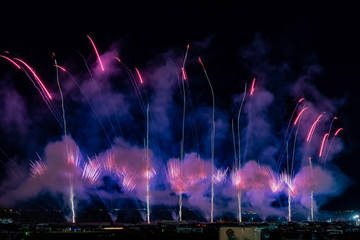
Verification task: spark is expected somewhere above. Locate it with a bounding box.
[29,160,47,177]
[213,168,228,184]
[82,157,102,184]
[298,97,305,103]
[250,77,256,96]
[231,169,244,190]
[323,127,344,163]
[167,159,185,193]
[0,55,21,69]
[335,128,343,136]
[135,67,144,84]
[54,64,67,72]
[86,35,105,71]
[280,172,294,193]
[122,172,137,191]
[14,58,53,100]
[293,107,309,125]
[306,114,323,142]
[268,171,283,193]
[181,67,187,81]
[67,145,81,168]
[319,133,329,157]
[103,152,117,172]
[143,167,156,180]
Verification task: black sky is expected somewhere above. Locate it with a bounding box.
[1,0,359,211]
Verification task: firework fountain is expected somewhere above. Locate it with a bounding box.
[178,44,189,221]
[54,53,77,223]
[198,57,216,223]
[309,157,314,222]
[146,104,150,224]
[236,83,247,222]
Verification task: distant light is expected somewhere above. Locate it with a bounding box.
[103,227,123,230]
[353,215,359,219]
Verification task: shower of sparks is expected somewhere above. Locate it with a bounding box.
[213,168,228,184]
[29,160,47,177]
[82,157,102,184]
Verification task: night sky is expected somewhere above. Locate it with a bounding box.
[0,0,359,218]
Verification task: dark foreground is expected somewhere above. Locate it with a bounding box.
[1,221,360,240]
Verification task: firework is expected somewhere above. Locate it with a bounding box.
[213,168,228,184]
[82,157,102,184]
[250,77,256,96]
[231,169,245,190]
[306,114,323,142]
[121,172,137,191]
[319,133,329,157]
[280,172,295,222]
[29,159,47,178]
[0,55,21,69]
[0,36,348,225]
[135,67,144,84]
[86,35,105,71]
[268,172,283,193]
[335,128,343,136]
[293,107,309,125]
[167,158,185,193]
[14,58,53,100]
[54,64,67,72]
[199,56,216,223]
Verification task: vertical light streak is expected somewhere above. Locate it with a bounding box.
[179,45,189,221]
[232,119,237,167]
[309,157,314,222]
[237,83,247,169]
[236,83,247,223]
[54,57,67,141]
[199,57,215,223]
[146,104,150,224]
[69,175,75,224]
[288,188,291,222]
